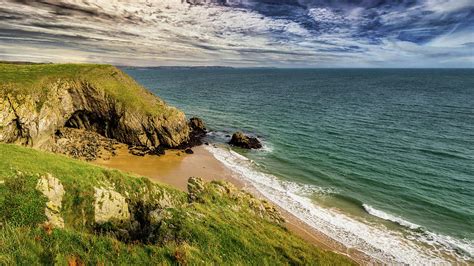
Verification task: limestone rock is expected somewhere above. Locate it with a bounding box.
[94,188,130,224]
[36,173,65,228]
[229,132,262,149]
[0,70,191,152]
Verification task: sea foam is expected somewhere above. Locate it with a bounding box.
[362,204,421,230]
[205,145,473,264]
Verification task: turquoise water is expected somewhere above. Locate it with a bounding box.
[123,68,474,263]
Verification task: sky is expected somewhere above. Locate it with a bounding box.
[0,0,473,67]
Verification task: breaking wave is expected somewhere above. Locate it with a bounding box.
[205,145,473,264]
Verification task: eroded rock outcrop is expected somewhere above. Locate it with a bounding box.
[36,173,65,228]
[180,116,207,148]
[94,187,130,224]
[0,67,191,153]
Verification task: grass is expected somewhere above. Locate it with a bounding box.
[0,143,354,265]
[0,63,176,116]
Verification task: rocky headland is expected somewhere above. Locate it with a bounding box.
[0,63,205,160]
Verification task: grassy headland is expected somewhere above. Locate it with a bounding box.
[0,63,173,116]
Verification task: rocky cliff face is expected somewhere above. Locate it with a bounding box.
[0,65,191,151]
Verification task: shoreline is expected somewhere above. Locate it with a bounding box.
[93,144,375,264]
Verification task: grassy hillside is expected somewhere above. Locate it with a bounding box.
[0,63,173,116]
[0,144,354,265]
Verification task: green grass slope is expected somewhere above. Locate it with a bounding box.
[0,144,354,265]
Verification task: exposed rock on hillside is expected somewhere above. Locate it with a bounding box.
[188,177,284,225]
[229,132,262,149]
[94,188,130,224]
[0,64,191,154]
[36,173,65,228]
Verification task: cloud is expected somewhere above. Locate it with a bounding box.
[0,0,472,67]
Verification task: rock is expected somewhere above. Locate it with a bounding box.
[188,177,205,203]
[148,146,165,156]
[50,127,119,161]
[94,188,130,224]
[189,117,206,133]
[129,146,147,156]
[229,132,262,149]
[180,117,207,148]
[184,148,194,154]
[36,173,65,228]
[128,145,165,156]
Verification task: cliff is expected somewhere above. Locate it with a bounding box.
[0,63,190,151]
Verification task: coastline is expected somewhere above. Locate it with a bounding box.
[94,145,375,264]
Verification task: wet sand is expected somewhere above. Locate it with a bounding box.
[95,145,244,190]
[94,145,375,264]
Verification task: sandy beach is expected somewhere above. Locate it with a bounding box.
[94,144,376,264]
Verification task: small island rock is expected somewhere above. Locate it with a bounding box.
[229,132,262,149]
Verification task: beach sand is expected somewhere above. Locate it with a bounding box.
[94,145,376,264]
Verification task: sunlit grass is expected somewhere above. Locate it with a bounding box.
[0,144,354,265]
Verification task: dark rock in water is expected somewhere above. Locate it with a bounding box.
[204,142,209,145]
[225,135,231,138]
[229,132,262,149]
[184,148,194,154]
[189,117,206,133]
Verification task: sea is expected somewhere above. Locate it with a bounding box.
[123,67,474,264]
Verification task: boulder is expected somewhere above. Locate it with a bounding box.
[94,188,130,224]
[229,132,262,149]
[36,173,65,228]
[184,148,194,154]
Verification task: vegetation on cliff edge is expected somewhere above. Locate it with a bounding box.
[0,63,175,116]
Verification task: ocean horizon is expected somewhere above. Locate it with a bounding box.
[124,67,474,264]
